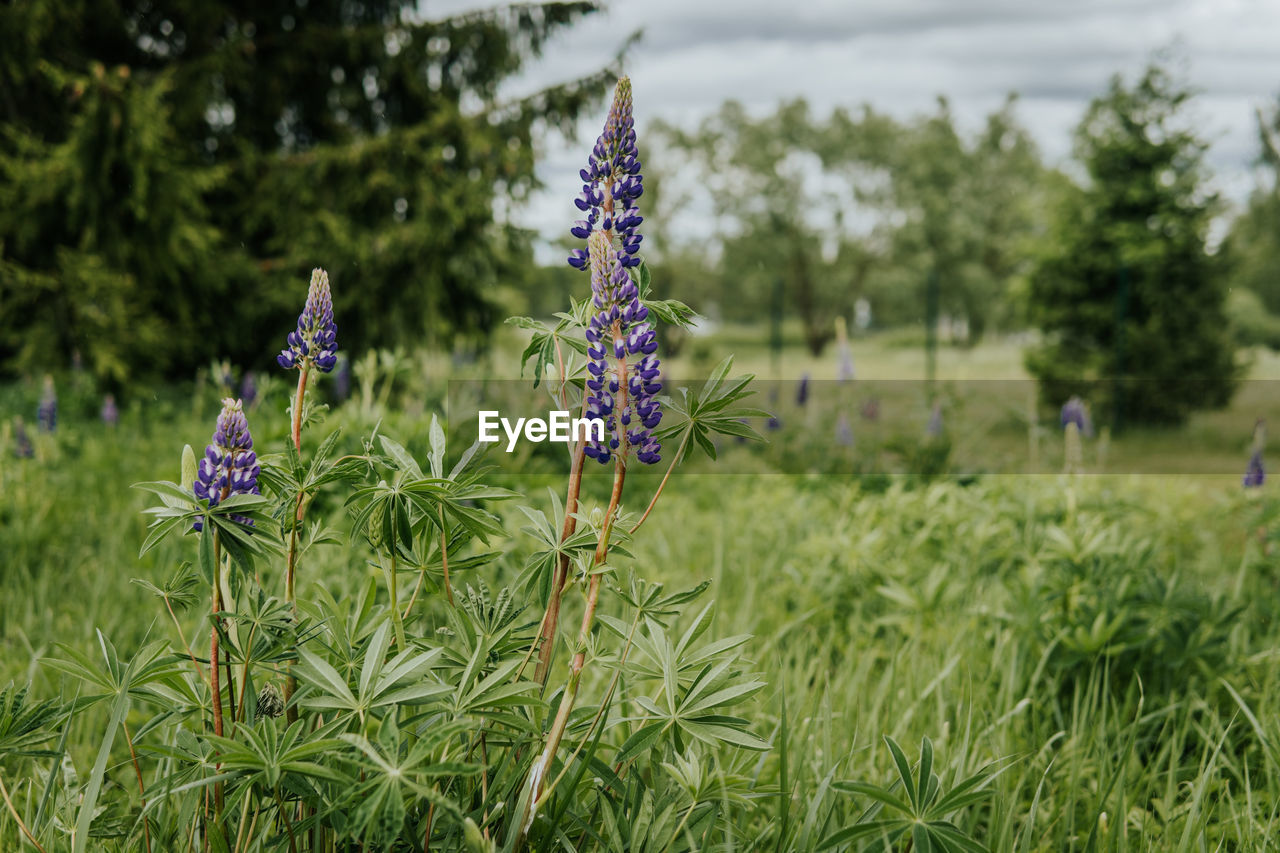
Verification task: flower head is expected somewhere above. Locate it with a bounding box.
[1060,396,1092,437]
[797,374,809,407]
[567,78,643,272]
[277,269,338,372]
[37,375,56,433]
[240,372,257,407]
[193,398,260,531]
[101,394,118,426]
[1244,448,1265,489]
[582,230,662,465]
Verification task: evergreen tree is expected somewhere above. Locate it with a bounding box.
[0,1,626,383]
[1025,64,1238,426]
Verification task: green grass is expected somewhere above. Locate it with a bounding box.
[3,334,1280,850]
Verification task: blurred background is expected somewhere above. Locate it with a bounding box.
[5,0,1280,447]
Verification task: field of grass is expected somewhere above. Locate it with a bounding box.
[2,331,1280,851]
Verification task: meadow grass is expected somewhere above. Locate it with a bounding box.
[3,334,1280,850]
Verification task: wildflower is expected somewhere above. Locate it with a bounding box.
[193,398,260,531]
[333,355,351,401]
[240,372,257,407]
[1060,396,1092,437]
[767,414,781,431]
[277,269,338,372]
[13,417,33,458]
[567,78,643,271]
[836,412,853,447]
[582,230,662,465]
[1244,448,1265,489]
[797,374,809,406]
[100,394,118,426]
[926,401,943,437]
[36,375,56,433]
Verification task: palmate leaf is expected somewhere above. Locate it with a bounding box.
[507,310,591,388]
[655,356,769,464]
[633,260,698,329]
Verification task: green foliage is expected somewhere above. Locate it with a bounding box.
[1025,63,1239,426]
[0,0,626,383]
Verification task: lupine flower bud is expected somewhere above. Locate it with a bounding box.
[1244,448,1265,489]
[36,375,56,433]
[100,394,119,426]
[256,682,285,718]
[796,374,809,407]
[278,268,338,373]
[582,230,662,466]
[193,398,260,531]
[180,444,197,492]
[567,77,643,271]
[1060,396,1092,437]
[13,417,33,459]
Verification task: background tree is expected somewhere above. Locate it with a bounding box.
[0,0,626,384]
[1220,101,1280,349]
[1025,63,1238,426]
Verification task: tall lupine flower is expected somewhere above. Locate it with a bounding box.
[193,398,260,531]
[333,355,351,402]
[100,394,118,426]
[797,373,810,407]
[36,375,56,433]
[1244,449,1265,489]
[1061,396,1093,437]
[239,371,258,407]
[567,78,643,272]
[277,269,338,373]
[582,231,662,465]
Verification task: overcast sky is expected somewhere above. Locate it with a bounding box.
[428,0,1280,257]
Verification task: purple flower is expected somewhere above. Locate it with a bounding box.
[193,398,260,531]
[13,417,33,458]
[796,374,809,407]
[277,269,338,373]
[567,78,643,272]
[101,394,119,426]
[1244,448,1265,489]
[1060,396,1092,437]
[926,402,943,438]
[581,231,662,466]
[240,372,257,407]
[333,355,351,401]
[835,413,854,447]
[36,376,56,433]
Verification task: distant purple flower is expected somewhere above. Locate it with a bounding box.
[1060,396,1092,437]
[567,78,643,272]
[836,412,854,447]
[36,376,56,433]
[582,231,662,466]
[927,402,943,438]
[333,356,351,401]
[278,269,338,373]
[100,394,118,426]
[13,418,33,458]
[240,372,257,407]
[797,374,809,407]
[1244,448,1265,489]
[193,398,260,531]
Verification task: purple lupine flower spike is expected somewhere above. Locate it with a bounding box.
[1060,396,1092,437]
[193,398,261,531]
[36,375,56,433]
[567,78,643,272]
[582,230,662,466]
[796,374,809,407]
[240,372,257,407]
[278,268,338,373]
[1244,449,1265,489]
[333,355,351,401]
[101,394,119,426]
[13,417,33,458]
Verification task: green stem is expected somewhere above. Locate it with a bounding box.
[388,549,406,649]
